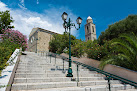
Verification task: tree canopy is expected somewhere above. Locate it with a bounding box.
[99,33,137,71]
[98,15,137,45]
[0,10,14,34]
[49,32,85,57]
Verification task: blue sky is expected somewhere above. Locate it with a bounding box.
[0,0,137,40]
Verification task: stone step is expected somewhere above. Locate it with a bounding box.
[17,66,74,69]
[13,77,105,83]
[11,81,122,90]
[17,66,68,69]
[118,89,137,91]
[15,70,96,74]
[18,63,76,65]
[16,68,46,70]
[16,69,46,71]
[16,68,91,72]
[17,64,74,67]
[14,73,103,78]
[11,52,135,91]
[15,73,65,78]
[17,65,68,67]
[16,70,63,74]
[18,62,76,66]
[17,64,53,66]
[11,84,133,91]
[18,61,69,64]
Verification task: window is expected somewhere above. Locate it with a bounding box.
[87,26,88,30]
[87,26,89,33]
[31,38,33,43]
[32,36,34,41]
[88,37,89,40]
[92,26,94,32]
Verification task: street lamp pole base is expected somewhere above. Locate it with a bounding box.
[66,68,73,77]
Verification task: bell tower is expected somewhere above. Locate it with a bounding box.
[85,16,97,42]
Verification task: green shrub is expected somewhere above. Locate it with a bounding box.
[0,39,20,75]
[99,33,137,71]
[49,33,85,58]
[0,46,12,75]
[86,40,111,61]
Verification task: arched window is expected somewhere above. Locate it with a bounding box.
[87,26,89,33]
[87,26,88,30]
[92,26,94,32]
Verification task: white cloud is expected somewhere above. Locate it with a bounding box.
[0,1,79,39]
[0,1,9,11]
[37,0,39,4]
[18,0,27,10]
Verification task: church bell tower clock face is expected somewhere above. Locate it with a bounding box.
[85,16,97,42]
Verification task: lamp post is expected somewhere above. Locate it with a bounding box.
[35,31,38,53]
[61,12,82,77]
[35,38,38,53]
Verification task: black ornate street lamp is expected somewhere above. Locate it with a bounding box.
[61,12,82,77]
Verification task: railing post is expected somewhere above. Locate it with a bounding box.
[85,87,91,91]
[123,83,127,90]
[63,59,64,71]
[46,52,47,58]
[77,64,79,87]
[43,51,45,57]
[50,53,51,63]
[107,76,111,91]
[43,51,44,56]
[55,54,56,65]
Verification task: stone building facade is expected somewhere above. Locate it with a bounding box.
[28,27,58,52]
[85,16,97,41]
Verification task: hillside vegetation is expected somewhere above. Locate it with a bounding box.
[49,15,137,71]
[0,10,27,75]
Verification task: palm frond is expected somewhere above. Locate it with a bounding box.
[99,33,137,71]
[112,38,136,57]
[119,33,137,53]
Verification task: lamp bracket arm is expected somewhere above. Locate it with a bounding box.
[71,23,80,30]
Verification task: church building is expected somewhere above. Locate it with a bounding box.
[85,16,97,41]
[28,27,58,52]
[28,16,97,52]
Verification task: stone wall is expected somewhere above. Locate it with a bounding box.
[28,28,58,52]
[37,31,53,52]
[28,31,38,52]
[78,57,137,83]
[61,53,137,83]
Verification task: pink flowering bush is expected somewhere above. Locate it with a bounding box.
[0,29,27,75]
[1,29,28,51]
[86,40,112,61]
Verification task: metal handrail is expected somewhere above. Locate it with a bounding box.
[73,61,137,87]
[37,51,137,90]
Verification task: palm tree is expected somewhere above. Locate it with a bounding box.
[99,33,137,71]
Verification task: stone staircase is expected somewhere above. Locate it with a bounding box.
[11,52,137,91]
